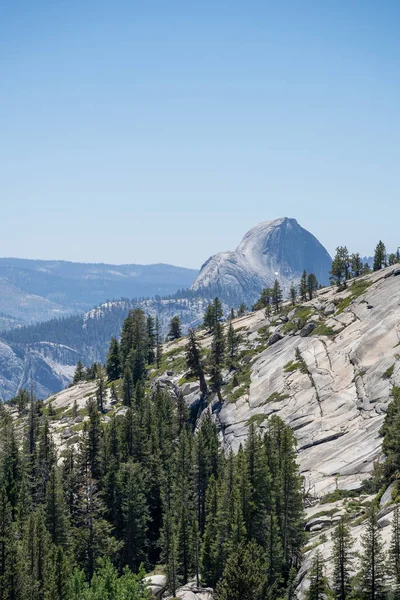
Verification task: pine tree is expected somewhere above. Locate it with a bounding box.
[389,505,400,594]
[216,540,266,600]
[146,315,156,364]
[119,461,149,572]
[373,241,387,271]
[388,253,397,266]
[123,367,134,407]
[73,361,85,385]
[290,282,297,306]
[299,270,308,302]
[332,517,354,600]
[209,321,225,400]
[96,371,107,413]
[47,545,70,600]
[305,550,330,600]
[0,486,12,600]
[185,329,207,395]
[160,465,180,596]
[201,476,220,587]
[168,316,182,341]
[358,506,387,600]
[265,416,305,568]
[106,338,121,382]
[226,321,240,371]
[21,509,53,600]
[244,425,271,545]
[45,466,69,548]
[307,274,318,301]
[203,298,223,332]
[203,304,215,332]
[155,316,163,368]
[237,303,247,317]
[330,247,350,288]
[351,252,363,277]
[74,469,120,579]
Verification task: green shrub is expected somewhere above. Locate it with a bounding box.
[311,323,335,337]
[247,414,267,427]
[383,364,395,379]
[263,391,289,404]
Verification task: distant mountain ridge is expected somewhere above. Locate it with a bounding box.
[191,217,332,305]
[0,217,333,400]
[0,258,198,325]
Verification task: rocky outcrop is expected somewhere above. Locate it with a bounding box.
[191,218,332,304]
[218,267,400,498]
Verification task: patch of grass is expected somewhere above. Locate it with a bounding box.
[336,280,372,314]
[284,360,301,373]
[295,348,308,374]
[282,321,298,334]
[383,364,395,379]
[224,364,252,403]
[336,297,352,314]
[257,326,270,341]
[263,391,289,404]
[178,374,198,386]
[247,414,267,427]
[309,508,340,520]
[320,488,360,505]
[282,305,314,334]
[311,323,335,337]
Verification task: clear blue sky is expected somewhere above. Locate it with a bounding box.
[1,1,399,268]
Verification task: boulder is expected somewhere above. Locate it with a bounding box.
[144,574,166,599]
[62,428,72,439]
[268,332,283,346]
[324,303,335,316]
[299,322,316,337]
[306,516,332,531]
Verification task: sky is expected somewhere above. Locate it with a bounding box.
[0,1,399,268]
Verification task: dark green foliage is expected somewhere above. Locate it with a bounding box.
[253,288,273,314]
[237,303,247,317]
[0,304,311,599]
[307,273,318,301]
[380,386,400,482]
[271,279,283,313]
[373,240,387,271]
[330,246,351,288]
[106,337,121,381]
[168,316,182,341]
[289,282,297,306]
[299,270,308,302]
[332,517,354,600]
[185,329,207,395]
[226,321,241,370]
[216,540,266,600]
[209,322,225,398]
[73,361,86,385]
[305,550,330,600]
[155,315,163,368]
[203,298,224,332]
[357,506,387,600]
[351,252,363,277]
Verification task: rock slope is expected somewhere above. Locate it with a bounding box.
[11,264,399,598]
[191,217,332,305]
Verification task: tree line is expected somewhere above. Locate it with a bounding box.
[0,312,306,600]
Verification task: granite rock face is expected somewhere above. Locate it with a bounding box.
[218,266,400,498]
[191,217,332,304]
